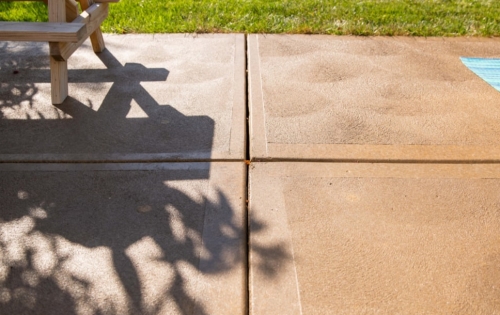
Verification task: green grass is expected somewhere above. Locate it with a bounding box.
[1,0,500,36]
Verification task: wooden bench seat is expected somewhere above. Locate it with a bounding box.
[0,21,86,42]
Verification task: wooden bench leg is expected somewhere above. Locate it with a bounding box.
[43,0,80,22]
[50,57,68,104]
[79,0,106,53]
[89,28,106,53]
[49,0,69,104]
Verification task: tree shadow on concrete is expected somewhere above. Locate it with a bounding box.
[0,41,46,120]
[0,42,290,314]
[0,167,290,314]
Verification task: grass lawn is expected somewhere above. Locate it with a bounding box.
[1,0,500,36]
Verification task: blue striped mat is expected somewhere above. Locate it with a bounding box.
[461,57,500,92]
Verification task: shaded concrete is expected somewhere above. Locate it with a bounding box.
[249,162,500,314]
[248,35,500,161]
[0,34,246,161]
[0,162,248,315]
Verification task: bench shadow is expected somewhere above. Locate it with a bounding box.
[0,43,213,159]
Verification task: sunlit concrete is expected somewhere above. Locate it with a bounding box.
[0,162,247,315]
[248,35,500,161]
[249,162,500,314]
[0,34,246,162]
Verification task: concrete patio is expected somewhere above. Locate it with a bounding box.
[1,34,500,314]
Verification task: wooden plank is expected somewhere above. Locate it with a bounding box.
[0,22,85,42]
[79,0,105,52]
[49,0,68,104]
[0,0,80,23]
[50,3,108,61]
[66,0,80,22]
[37,0,80,22]
[48,0,65,21]
[49,56,68,104]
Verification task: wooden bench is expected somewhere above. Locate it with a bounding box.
[0,0,120,104]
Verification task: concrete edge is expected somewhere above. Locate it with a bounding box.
[0,151,240,163]
[247,34,268,159]
[228,34,247,160]
[248,165,302,315]
[198,162,248,314]
[259,143,500,163]
[0,162,213,172]
[251,161,500,179]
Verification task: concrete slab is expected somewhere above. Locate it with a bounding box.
[248,35,500,162]
[249,162,500,314]
[0,34,246,162]
[0,162,246,315]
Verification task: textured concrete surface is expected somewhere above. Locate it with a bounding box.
[248,35,500,161]
[4,33,500,315]
[0,162,246,315]
[0,34,246,161]
[249,162,500,314]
